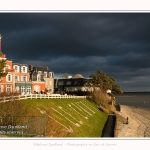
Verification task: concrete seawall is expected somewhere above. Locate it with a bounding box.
[115,105,150,137]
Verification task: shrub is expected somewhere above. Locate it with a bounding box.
[90,88,116,113]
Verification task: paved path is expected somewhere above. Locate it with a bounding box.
[116,105,150,137]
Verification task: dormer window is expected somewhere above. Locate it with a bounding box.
[37,76,41,81]
[49,72,52,78]
[13,65,19,72]
[23,67,25,72]
[44,72,47,77]
[21,66,27,73]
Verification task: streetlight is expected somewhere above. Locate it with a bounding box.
[24,75,26,95]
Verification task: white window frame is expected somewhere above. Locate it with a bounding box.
[21,76,27,81]
[6,85,12,93]
[52,72,54,78]
[49,72,52,78]
[44,72,47,77]
[13,65,19,72]
[26,86,31,94]
[37,75,41,81]
[15,75,18,81]
[50,81,52,85]
[34,85,40,92]
[21,66,27,73]
[6,74,12,82]
[6,65,10,69]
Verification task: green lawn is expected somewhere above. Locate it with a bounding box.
[0,98,108,137]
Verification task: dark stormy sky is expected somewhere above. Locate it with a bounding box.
[1,13,150,92]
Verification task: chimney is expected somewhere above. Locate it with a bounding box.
[29,64,33,70]
[0,34,2,52]
[46,66,49,70]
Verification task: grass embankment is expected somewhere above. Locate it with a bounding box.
[0,98,108,137]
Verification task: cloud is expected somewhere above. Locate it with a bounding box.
[1,13,150,91]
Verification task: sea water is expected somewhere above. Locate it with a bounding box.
[115,92,150,109]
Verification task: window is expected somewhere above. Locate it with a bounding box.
[22,76,27,81]
[6,74,12,82]
[6,65,10,69]
[15,76,18,81]
[6,85,11,93]
[74,80,81,85]
[37,75,41,81]
[52,72,54,78]
[58,81,64,85]
[50,81,52,85]
[44,72,47,77]
[21,86,25,93]
[0,85,4,92]
[23,76,26,81]
[49,72,52,78]
[21,86,31,94]
[34,85,40,92]
[26,86,31,94]
[15,66,17,70]
[21,66,26,73]
[14,65,19,72]
[66,81,71,85]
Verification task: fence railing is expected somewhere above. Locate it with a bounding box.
[0,94,87,103]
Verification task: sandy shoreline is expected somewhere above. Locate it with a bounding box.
[116,105,150,138]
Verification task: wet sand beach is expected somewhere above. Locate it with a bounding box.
[116,105,150,137]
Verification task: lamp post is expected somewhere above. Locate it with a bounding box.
[24,75,26,95]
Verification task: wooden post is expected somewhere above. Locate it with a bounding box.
[11,95,13,101]
[3,96,5,103]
